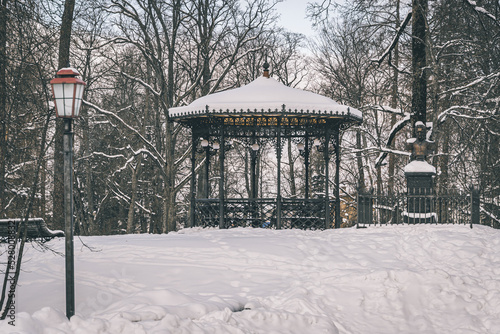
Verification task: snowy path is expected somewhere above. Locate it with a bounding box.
[1,225,499,333]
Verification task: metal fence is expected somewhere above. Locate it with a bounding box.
[195,198,331,230]
[357,188,480,228]
[193,188,496,230]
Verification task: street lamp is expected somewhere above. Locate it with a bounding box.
[50,67,85,319]
[51,68,85,118]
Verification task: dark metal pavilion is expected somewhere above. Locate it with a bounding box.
[169,68,362,229]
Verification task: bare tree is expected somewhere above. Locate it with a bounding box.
[0,0,7,215]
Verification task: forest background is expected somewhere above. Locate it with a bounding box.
[0,0,498,235]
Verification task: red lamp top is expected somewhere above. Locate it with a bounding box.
[50,67,86,85]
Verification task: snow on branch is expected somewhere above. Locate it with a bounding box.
[175,146,192,169]
[128,147,165,176]
[83,100,166,167]
[464,0,500,26]
[90,152,126,160]
[121,72,161,97]
[365,104,405,115]
[109,181,152,214]
[437,105,496,124]
[375,114,411,167]
[481,206,499,224]
[439,71,500,97]
[113,153,136,176]
[347,146,410,158]
[371,11,412,67]
[174,158,206,194]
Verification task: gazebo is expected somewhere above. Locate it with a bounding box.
[169,66,362,229]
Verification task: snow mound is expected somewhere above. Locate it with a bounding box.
[1,225,499,333]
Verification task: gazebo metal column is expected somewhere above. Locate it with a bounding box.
[189,132,197,228]
[324,129,331,229]
[276,118,282,229]
[219,127,225,229]
[204,143,210,198]
[334,127,341,229]
[250,143,258,199]
[304,135,310,199]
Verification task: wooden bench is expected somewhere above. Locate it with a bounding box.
[0,218,64,243]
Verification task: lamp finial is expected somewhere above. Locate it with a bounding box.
[263,60,270,78]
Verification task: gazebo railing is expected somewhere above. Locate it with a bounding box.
[280,198,327,230]
[195,198,334,229]
[195,199,220,227]
[226,198,277,228]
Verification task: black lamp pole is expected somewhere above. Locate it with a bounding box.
[63,118,75,318]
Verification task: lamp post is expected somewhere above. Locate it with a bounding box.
[50,67,85,319]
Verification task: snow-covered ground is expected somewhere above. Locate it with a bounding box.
[1,224,500,333]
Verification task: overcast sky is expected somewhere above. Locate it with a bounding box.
[274,0,316,38]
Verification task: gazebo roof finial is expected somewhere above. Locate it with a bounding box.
[263,59,270,78]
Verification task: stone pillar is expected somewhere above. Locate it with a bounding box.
[404,160,436,223]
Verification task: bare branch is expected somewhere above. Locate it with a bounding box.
[372,11,412,67]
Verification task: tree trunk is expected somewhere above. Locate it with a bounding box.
[411,0,428,129]
[41,159,46,219]
[438,119,450,192]
[356,130,365,190]
[127,161,140,234]
[0,0,7,215]
[53,0,76,230]
[162,0,180,233]
[388,0,400,195]
[164,121,176,233]
[83,119,95,233]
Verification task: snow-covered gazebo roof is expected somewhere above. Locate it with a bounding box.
[169,76,362,123]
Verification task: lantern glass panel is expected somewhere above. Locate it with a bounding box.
[52,83,64,117]
[53,82,75,117]
[73,82,85,117]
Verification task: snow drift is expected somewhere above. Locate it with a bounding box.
[1,224,499,333]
